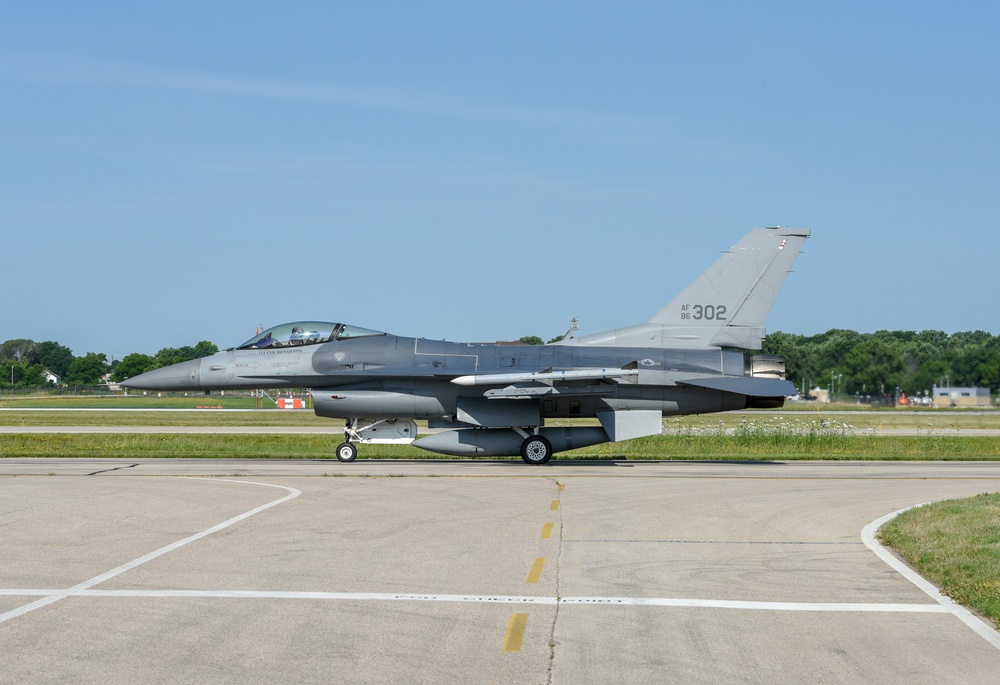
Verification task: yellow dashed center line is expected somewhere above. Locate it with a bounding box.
[501,485,563,652]
[526,557,547,584]
[502,613,529,652]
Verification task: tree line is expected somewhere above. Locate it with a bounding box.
[762,329,1000,398]
[0,339,218,387]
[2,329,998,396]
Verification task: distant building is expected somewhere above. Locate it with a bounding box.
[42,370,60,385]
[932,386,991,408]
[101,373,122,392]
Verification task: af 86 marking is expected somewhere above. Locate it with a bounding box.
[680,304,727,321]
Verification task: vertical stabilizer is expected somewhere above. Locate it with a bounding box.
[565,227,809,350]
[650,227,810,340]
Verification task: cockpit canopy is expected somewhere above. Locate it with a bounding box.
[236,322,386,350]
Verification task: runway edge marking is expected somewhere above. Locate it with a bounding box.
[862,504,1000,651]
[0,479,301,625]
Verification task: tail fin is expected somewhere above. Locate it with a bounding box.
[567,227,809,350]
[650,227,810,347]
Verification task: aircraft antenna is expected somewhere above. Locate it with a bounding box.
[564,316,580,341]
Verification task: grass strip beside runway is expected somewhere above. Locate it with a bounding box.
[2,433,999,460]
[3,407,1000,431]
[880,493,1000,629]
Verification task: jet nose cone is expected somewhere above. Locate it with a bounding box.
[122,358,203,391]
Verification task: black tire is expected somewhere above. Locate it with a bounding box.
[520,435,552,465]
[335,442,358,462]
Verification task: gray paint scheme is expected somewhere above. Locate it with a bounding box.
[123,227,809,462]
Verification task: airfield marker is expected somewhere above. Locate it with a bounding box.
[526,558,547,584]
[502,613,529,652]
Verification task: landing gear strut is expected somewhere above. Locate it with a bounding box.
[332,418,418,462]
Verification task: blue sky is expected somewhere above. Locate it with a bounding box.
[3,2,998,357]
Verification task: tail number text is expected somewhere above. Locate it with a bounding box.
[680,304,727,321]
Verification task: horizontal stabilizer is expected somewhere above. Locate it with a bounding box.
[677,376,796,397]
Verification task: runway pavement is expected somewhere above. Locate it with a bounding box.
[1,459,999,684]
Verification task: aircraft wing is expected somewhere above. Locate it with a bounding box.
[676,376,796,397]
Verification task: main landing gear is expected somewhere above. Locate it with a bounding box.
[519,434,553,465]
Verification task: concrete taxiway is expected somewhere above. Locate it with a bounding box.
[1,459,999,684]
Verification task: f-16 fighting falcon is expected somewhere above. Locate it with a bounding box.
[123,227,809,464]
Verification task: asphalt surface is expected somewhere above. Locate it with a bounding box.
[1,459,999,684]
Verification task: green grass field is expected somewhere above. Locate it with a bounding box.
[1,432,998,460]
[879,494,1000,629]
[2,397,1000,459]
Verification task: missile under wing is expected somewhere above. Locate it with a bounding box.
[123,226,809,464]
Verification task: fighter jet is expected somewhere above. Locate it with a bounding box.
[123,226,809,464]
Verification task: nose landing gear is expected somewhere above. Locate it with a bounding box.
[335,442,358,462]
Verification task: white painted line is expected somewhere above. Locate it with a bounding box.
[72,590,560,604]
[0,588,949,613]
[0,479,301,625]
[561,597,948,612]
[863,504,1000,651]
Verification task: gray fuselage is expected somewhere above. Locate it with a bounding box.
[155,334,771,424]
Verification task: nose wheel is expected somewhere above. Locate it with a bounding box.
[335,442,358,462]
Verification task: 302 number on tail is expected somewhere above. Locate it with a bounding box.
[680,304,727,321]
